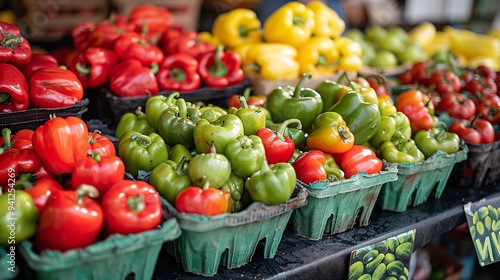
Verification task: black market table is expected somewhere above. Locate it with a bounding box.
[152,183,500,279]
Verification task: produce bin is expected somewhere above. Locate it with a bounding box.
[0,246,18,280]
[163,186,308,277]
[0,99,89,134]
[377,142,469,212]
[292,166,398,240]
[18,212,181,280]
[105,79,251,125]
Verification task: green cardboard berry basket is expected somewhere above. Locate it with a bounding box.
[163,186,308,277]
[377,141,469,212]
[18,210,181,280]
[291,165,398,240]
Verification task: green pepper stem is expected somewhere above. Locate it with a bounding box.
[292,15,306,26]
[325,167,345,181]
[90,151,102,162]
[127,194,145,213]
[208,142,217,154]
[0,92,11,103]
[1,128,12,149]
[150,63,159,75]
[176,98,188,118]
[468,114,482,129]
[75,184,99,204]
[2,34,22,48]
[14,178,34,190]
[293,73,312,99]
[175,156,190,175]
[201,180,211,190]
[238,95,249,109]
[210,45,228,77]
[242,87,252,101]
[202,109,218,123]
[260,158,271,173]
[239,26,259,37]
[276,119,302,142]
[135,106,145,116]
[130,133,152,148]
[87,129,102,144]
[337,125,350,142]
[240,136,254,149]
[75,62,90,75]
[336,71,350,84]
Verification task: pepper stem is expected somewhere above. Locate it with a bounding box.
[166,92,180,105]
[175,156,190,175]
[238,26,259,37]
[468,114,481,129]
[90,151,102,162]
[276,119,302,142]
[75,62,90,75]
[176,98,188,118]
[293,72,312,98]
[242,87,252,101]
[208,142,217,154]
[130,133,152,148]
[325,167,345,181]
[171,67,187,82]
[1,128,12,149]
[238,95,249,109]
[127,195,146,213]
[337,125,350,142]
[0,93,11,103]
[2,34,22,48]
[201,180,211,190]
[87,129,102,144]
[150,63,159,75]
[135,106,145,116]
[75,184,100,204]
[210,45,228,77]
[240,136,254,149]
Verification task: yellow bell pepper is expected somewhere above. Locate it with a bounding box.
[422,31,449,56]
[444,25,500,60]
[212,8,262,49]
[467,56,500,71]
[242,43,300,80]
[408,21,436,50]
[263,2,315,47]
[338,54,363,72]
[335,37,362,57]
[297,36,340,76]
[198,31,222,47]
[306,1,345,39]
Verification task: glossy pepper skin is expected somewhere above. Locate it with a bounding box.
[68,47,118,89]
[306,1,345,38]
[168,144,193,163]
[0,148,47,189]
[307,111,355,154]
[193,109,244,154]
[0,189,38,246]
[20,177,63,213]
[292,150,328,184]
[145,92,180,130]
[165,31,215,61]
[109,59,159,97]
[379,138,425,164]
[86,13,136,50]
[129,4,173,36]
[29,67,84,109]
[159,98,201,150]
[198,45,244,88]
[225,135,265,178]
[297,36,339,76]
[448,115,495,144]
[239,43,300,80]
[329,91,381,145]
[228,96,266,136]
[150,157,192,205]
[256,119,300,164]
[118,130,169,177]
[378,94,398,116]
[266,72,323,133]
[315,79,352,112]
[87,130,116,158]
[156,53,201,91]
[101,180,162,236]
[369,112,412,148]
[335,145,382,179]
[114,32,163,68]
[245,159,296,205]
[175,182,232,216]
[396,89,434,135]
[0,63,29,112]
[212,8,262,49]
[188,143,232,189]
[115,106,156,139]
[414,127,461,159]
[263,1,315,47]
[71,21,96,52]
[265,121,306,147]
[0,21,32,67]
[0,128,33,151]
[221,173,245,212]
[20,53,59,80]
[35,185,104,253]
[32,116,89,175]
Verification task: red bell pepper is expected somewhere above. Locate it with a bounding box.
[129,4,174,36]
[0,63,29,112]
[68,47,118,89]
[291,150,327,184]
[198,45,244,88]
[109,59,159,97]
[72,152,125,199]
[50,46,78,67]
[35,185,104,253]
[101,180,162,235]
[255,119,300,164]
[175,183,232,216]
[0,21,32,68]
[0,148,41,189]
[18,177,63,213]
[436,92,476,121]
[165,31,215,61]
[87,130,116,158]
[32,116,89,175]
[160,28,182,54]
[334,145,382,179]
[20,53,59,80]
[156,53,200,91]
[396,89,434,134]
[71,21,95,52]
[87,13,135,50]
[448,115,495,144]
[0,128,33,151]
[114,32,163,68]
[29,67,84,108]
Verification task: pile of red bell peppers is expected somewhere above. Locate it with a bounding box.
[64,4,244,97]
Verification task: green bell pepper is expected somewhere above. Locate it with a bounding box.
[187,143,232,188]
[369,112,412,148]
[228,96,266,136]
[221,173,245,212]
[199,105,227,117]
[265,120,307,147]
[346,79,378,105]
[245,160,296,205]
[315,79,352,112]
[0,190,38,246]
[118,130,169,177]
[158,98,201,151]
[145,92,180,129]
[193,110,244,154]
[115,106,156,139]
[324,153,345,181]
[414,128,461,159]
[225,135,265,178]
[150,157,192,205]
[329,90,381,145]
[266,72,323,133]
[379,138,425,164]
[169,144,194,163]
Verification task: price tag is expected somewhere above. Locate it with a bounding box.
[348,229,415,280]
[464,198,500,266]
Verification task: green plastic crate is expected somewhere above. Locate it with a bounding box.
[0,246,18,280]
[164,186,308,277]
[18,214,181,280]
[291,166,398,240]
[377,142,469,212]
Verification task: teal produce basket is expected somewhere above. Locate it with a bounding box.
[18,213,181,280]
[292,165,398,240]
[164,186,308,277]
[0,246,18,280]
[378,142,469,212]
